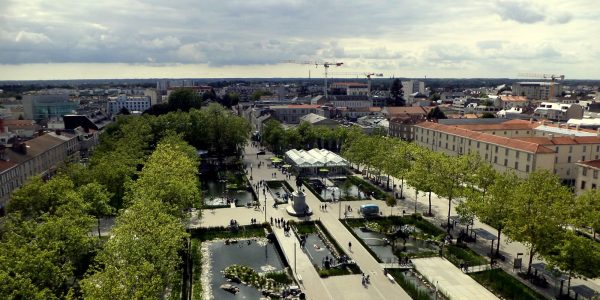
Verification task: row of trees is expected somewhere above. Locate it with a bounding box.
[0,104,243,298]
[339,130,600,287]
[81,136,199,298]
[261,120,364,154]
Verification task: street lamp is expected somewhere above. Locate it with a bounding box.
[264,189,267,223]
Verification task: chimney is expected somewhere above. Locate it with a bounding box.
[548,134,554,140]
[529,117,533,124]
[576,124,580,131]
[571,134,576,140]
[597,128,600,137]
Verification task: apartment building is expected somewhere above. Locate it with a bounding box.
[513,82,562,100]
[22,94,80,121]
[413,119,600,184]
[269,104,322,124]
[0,131,87,209]
[495,95,529,110]
[330,82,369,96]
[575,160,600,195]
[330,95,372,108]
[533,102,584,122]
[401,80,425,95]
[107,94,152,116]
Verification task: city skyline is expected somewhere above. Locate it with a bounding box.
[0,0,599,80]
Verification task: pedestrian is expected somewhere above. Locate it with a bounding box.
[348,241,352,250]
[270,217,273,225]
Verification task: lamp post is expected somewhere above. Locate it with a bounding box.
[264,189,267,223]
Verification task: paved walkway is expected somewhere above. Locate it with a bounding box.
[412,257,498,300]
[197,145,411,299]
[368,170,600,298]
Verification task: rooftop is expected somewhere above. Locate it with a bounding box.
[577,160,600,170]
[416,121,555,154]
[285,148,348,167]
[499,95,528,102]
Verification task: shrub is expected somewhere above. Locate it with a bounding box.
[470,269,545,300]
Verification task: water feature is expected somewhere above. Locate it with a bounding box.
[203,239,287,300]
[302,233,335,267]
[266,181,292,204]
[352,227,397,263]
[202,179,256,207]
[312,179,369,201]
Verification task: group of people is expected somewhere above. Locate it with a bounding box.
[249,218,258,225]
[361,273,371,286]
[319,203,328,211]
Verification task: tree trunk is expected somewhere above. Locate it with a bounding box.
[414,189,418,214]
[387,175,390,190]
[496,228,502,256]
[527,249,534,275]
[428,191,432,216]
[447,197,452,233]
[400,178,405,198]
[567,270,572,292]
[97,217,102,238]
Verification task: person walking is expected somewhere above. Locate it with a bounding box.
[348,241,352,250]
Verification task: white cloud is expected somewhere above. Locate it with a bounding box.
[0,0,597,78]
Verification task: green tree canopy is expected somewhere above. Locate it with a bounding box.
[167,87,202,112]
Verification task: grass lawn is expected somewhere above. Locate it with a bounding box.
[470,268,546,300]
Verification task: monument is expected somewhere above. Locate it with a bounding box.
[286,177,313,217]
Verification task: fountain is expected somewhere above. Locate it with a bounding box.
[286,177,312,216]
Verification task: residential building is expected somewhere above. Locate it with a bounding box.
[330,82,369,96]
[575,160,600,195]
[22,94,79,121]
[0,131,89,209]
[533,102,584,122]
[413,119,600,184]
[381,106,431,120]
[299,113,339,128]
[495,95,529,110]
[330,95,372,108]
[389,116,425,141]
[513,82,562,100]
[270,104,322,124]
[401,80,425,95]
[107,94,152,116]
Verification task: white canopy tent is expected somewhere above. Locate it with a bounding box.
[285,149,349,176]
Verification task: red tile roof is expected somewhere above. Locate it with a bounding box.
[453,119,537,131]
[577,160,600,169]
[384,106,431,116]
[515,136,600,145]
[416,121,555,154]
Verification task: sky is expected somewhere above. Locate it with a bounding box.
[0,0,599,80]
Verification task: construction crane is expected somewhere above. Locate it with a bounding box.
[517,73,565,101]
[282,60,344,99]
[329,72,384,100]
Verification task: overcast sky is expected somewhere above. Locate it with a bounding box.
[0,0,598,80]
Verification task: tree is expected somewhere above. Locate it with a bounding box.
[406,148,438,215]
[168,88,202,112]
[8,175,84,219]
[546,231,600,292]
[79,182,114,238]
[432,153,469,232]
[505,170,573,275]
[462,171,515,257]
[262,119,287,154]
[572,189,600,239]
[389,79,405,106]
[125,135,200,217]
[81,199,188,299]
[427,106,447,120]
[118,106,131,115]
[220,93,240,108]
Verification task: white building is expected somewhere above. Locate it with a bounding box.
[533,102,584,122]
[107,94,152,116]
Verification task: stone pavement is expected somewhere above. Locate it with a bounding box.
[197,145,411,300]
[412,257,498,300]
[376,171,600,298]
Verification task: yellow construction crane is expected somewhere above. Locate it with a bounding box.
[329,72,384,100]
[517,73,565,101]
[282,60,344,99]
